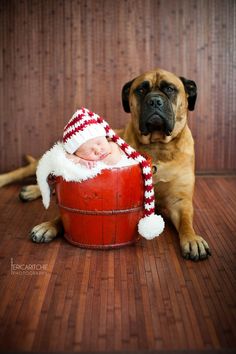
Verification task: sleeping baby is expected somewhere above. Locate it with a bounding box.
[63,108,126,168]
[65,136,124,169]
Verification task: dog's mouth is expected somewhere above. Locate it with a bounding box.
[140,114,173,137]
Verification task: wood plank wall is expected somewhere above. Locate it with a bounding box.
[0,0,235,173]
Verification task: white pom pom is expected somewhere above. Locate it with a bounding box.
[138,214,165,240]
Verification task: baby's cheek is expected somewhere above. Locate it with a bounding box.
[87,153,95,161]
[82,151,91,159]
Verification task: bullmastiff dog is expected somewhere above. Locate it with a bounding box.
[0,68,211,260]
[119,68,211,260]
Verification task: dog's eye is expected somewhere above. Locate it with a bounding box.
[136,87,146,95]
[135,81,150,96]
[165,86,175,94]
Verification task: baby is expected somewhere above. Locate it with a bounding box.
[66,136,124,169]
[63,108,126,169]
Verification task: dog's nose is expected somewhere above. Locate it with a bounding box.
[147,95,164,109]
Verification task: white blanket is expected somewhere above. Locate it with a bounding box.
[36,141,138,209]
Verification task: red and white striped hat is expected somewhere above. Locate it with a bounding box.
[63,108,165,240]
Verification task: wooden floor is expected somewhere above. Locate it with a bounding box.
[0,176,235,352]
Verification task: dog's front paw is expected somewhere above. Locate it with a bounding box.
[30,221,58,243]
[19,185,41,202]
[180,235,211,261]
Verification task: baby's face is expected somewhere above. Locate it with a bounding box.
[75,136,112,161]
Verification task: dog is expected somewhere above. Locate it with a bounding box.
[0,68,211,260]
[119,68,211,260]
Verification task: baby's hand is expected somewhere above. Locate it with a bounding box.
[79,159,97,169]
[66,153,97,169]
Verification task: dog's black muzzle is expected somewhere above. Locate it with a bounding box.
[139,93,175,136]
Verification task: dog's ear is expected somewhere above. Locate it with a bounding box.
[180,77,197,111]
[121,79,135,113]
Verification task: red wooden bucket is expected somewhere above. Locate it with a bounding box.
[54,163,145,249]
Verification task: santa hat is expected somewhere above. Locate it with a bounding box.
[63,107,165,240]
[63,108,106,153]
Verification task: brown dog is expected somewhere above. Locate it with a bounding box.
[0,68,211,260]
[120,68,211,260]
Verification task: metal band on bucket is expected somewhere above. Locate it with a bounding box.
[57,203,143,215]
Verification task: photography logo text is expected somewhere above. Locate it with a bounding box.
[10,258,48,275]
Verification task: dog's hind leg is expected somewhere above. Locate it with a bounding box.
[30,216,63,243]
[0,155,38,187]
[0,155,42,201]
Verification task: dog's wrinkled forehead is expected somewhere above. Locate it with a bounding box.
[132,70,184,92]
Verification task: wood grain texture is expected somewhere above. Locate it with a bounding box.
[0,176,235,351]
[0,0,235,173]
